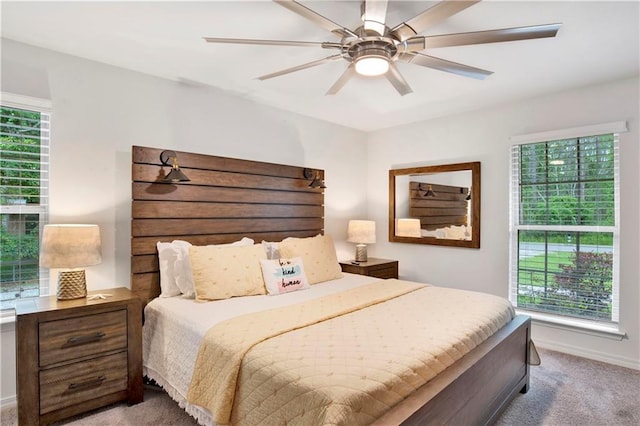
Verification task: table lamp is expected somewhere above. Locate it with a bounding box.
[40,224,102,300]
[347,220,376,262]
[396,218,422,237]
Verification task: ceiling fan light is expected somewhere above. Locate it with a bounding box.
[355,55,389,76]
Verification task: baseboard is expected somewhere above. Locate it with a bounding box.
[535,339,640,370]
[0,395,16,409]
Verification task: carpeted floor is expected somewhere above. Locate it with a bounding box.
[1,348,638,425]
[496,348,639,426]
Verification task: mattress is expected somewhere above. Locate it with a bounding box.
[142,274,514,425]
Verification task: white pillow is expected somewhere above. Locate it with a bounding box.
[172,240,196,298]
[157,241,182,298]
[260,257,310,295]
[261,240,281,260]
[174,237,254,298]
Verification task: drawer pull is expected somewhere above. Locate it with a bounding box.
[65,331,106,346]
[67,375,106,392]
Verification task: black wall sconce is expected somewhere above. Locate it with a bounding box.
[419,183,436,197]
[465,187,472,201]
[303,168,326,189]
[160,150,190,182]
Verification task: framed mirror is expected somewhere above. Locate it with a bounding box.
[389,162,480,248]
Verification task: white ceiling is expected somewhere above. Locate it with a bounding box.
[2,1,638,131]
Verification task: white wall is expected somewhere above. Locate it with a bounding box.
[367,76,640,369]
[0,39,368,404]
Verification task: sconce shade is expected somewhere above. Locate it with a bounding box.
[347,220,376,244]
[304,168,326,189]
[420,184,437,197]
[396,218,422,237]
[40,224,102,268]
[160,150,190,182]
[309,175,326,189]
[164,167,190,182]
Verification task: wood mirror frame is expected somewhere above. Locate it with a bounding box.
[389,161,481,248]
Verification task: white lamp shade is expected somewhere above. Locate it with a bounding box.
[40,224,102,268]
[396,218,422,237]
[347,220,376,244]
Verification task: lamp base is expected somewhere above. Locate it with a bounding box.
[354,244,368,263]
[57,270,87,300]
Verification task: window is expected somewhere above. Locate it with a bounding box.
[1,94,50,309]
[509,122,624,325]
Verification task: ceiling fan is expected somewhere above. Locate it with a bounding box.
[204,0,561,96]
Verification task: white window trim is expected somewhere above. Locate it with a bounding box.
[509,121,625,332]
[0,93,52,112]
[1,92,52,305]
[517,309,626,341]
[0,309,16,332]
[509,121,627,145]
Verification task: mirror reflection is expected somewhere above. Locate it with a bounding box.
[389,162,480,248]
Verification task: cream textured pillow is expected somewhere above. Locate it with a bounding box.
[190,243,267,301]
[174,237,254,298]
[279,235,343,284]
[260,257,310,295]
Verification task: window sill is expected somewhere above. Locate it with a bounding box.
[516,309,626,341]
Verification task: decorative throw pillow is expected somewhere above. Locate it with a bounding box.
[260,257,310,295]
[279,234,343,284]
[173,237,254,298]
[190,243,267,301]
[156,241,182,297]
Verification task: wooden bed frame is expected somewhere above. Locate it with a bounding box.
[131,145,530,425]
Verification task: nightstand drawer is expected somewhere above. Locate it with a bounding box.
[340,258,399,279]
[39,351,128,415]
[39,309,127,367]
[367,264,398,279]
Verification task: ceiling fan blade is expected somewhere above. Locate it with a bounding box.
[203,37,340,48]
[399,52,493,80]
[257,54,343,80]
[391,0,481,41]
[386,63,413,96]
[362,0,389,36]
[326,64,356,95]
[274,0,358,39]
[402,23,562,51]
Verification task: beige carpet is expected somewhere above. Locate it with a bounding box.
[1,348,638,425]
[496,348,639,426]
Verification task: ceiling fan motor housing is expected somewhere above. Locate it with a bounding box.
[348,38,398,61]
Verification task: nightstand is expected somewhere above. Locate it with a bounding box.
[15,287,143,425]
[340,258,399,279]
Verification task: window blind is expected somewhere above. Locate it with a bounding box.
[1,95,50,307]
[509,127,620,323]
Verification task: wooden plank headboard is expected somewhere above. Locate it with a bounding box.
[130,146,325,305]
[409,181,469,230]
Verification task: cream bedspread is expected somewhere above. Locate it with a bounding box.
[187,280,514,426]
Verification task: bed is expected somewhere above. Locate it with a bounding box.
[131,146,531,425]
